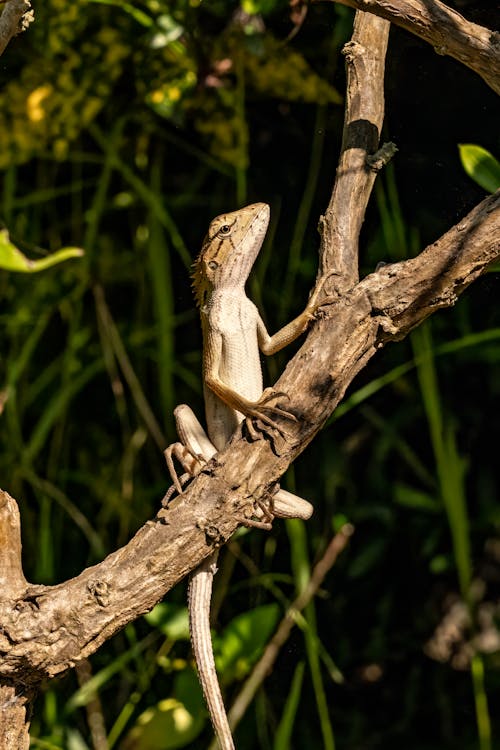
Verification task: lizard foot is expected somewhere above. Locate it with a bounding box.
[164,442,206,495]
[243,388,297,444]
[161,470,191,506]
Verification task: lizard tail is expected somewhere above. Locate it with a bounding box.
[188,551,236,750]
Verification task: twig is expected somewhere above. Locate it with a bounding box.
[75,659,109,750]
[320,0,500,96]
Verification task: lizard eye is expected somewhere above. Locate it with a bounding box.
[208,260,219,270]
[218,225,231,236]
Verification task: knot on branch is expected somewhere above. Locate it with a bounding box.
[87,580,111,608]
[342,40,365,62]
[198,521,225,547]
[366,142,399,172]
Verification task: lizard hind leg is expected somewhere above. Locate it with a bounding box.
[164,442,200,495]
[164,404,217,495]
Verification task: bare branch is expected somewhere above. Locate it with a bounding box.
[0,0,33,57]
[320,13,390,289]
[320,0,500,95]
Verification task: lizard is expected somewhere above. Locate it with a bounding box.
[164,202,324,750]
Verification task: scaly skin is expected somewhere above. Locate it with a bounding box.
[171,203,319,749]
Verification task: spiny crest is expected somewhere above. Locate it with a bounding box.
[191,238,211,309]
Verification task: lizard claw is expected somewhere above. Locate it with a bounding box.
[243,388,297,445]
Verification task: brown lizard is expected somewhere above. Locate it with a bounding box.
[165,202,323,749]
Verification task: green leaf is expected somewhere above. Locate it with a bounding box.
[0,229,83,273]
[241,0,286,15]
[216,603,280,681]
[119,697,205,750]
[393,483,440,513]
[458,144,500,193]
[144,603,190,641]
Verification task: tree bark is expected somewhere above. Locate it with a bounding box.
[0,682,33,750]
[0,0,33,56]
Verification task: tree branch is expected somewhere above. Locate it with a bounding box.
[0,189,497,686]
[320,0,500,95]
[320,13,391,289]
[0,0,33,57]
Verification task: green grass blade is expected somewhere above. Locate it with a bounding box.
[25,358,104,463]
[148,159,175,431]
[331,327,500,422]
[89,123,191,267]
[273,661,305,750]
[65,632,159,713]
[279,104,327,323]
[471,653,492,750]
[412,320,491,750]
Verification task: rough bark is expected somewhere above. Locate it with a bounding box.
[320,13,390,288]
[0,683,33,750]
[321,0,500,95]
[0,0,33,56]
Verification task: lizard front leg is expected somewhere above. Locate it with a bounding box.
[204,373,297,439]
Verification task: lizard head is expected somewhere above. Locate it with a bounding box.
[192,202,270,307]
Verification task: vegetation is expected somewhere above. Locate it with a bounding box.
[0,1,498,748]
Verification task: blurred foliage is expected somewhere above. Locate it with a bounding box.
[1,1,499,749]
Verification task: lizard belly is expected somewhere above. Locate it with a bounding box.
[204,294,263,450]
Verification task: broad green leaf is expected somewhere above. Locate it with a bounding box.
[0,229,83,273]
[216,603,280,681]
[119,697,205,750]
[458,144,500,193]
[145,603,190,641]
[174,669,205,718]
